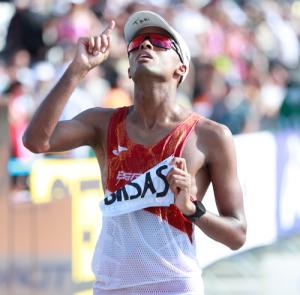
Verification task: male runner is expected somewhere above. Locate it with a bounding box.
[23,11,247,295]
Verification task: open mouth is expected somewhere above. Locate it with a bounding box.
[136,53,153,61]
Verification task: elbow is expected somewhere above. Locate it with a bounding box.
[229,234,246,250]
[229,221,247,251]
[22,133,50,154]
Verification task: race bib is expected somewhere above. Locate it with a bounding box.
[100,156,174,217]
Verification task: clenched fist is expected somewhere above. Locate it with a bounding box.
[167,157,196,216]
[70,20,115,74]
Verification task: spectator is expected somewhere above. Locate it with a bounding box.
[4,0,46,62]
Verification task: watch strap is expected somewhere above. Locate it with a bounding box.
[183,200,206,223]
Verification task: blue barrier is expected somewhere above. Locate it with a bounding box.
[7,158,33,176]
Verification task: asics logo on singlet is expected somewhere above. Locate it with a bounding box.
[112,145,128,156]
[104,165,169,205]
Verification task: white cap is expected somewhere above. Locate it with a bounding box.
[124,11,191,83]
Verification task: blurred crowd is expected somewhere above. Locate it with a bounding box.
[1,0,300,160]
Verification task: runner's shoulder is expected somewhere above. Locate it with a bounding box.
[194,115,233,148]
[74,107,116,129]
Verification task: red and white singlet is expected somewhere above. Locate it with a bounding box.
[92,107,204,295]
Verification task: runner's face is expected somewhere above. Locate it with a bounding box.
[128,27,183,84]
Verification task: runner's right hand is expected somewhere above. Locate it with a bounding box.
[71,20,115,74]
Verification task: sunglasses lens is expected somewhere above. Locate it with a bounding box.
[149,34,172,49]
[128,35,145,52]
[128,34,173,52]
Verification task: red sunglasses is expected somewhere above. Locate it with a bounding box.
[127,33,183,62]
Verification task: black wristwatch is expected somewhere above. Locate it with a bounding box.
[183,200,206,223]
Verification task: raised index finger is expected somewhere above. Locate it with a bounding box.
[102,20,115,36]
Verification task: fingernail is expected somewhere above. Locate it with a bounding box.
[93,51,99,55]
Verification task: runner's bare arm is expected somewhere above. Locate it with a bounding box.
[23,21,115,153]
[167,123,247,250]
[194,124,246,249]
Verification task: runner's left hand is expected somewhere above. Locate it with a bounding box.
[166,157,196,216]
